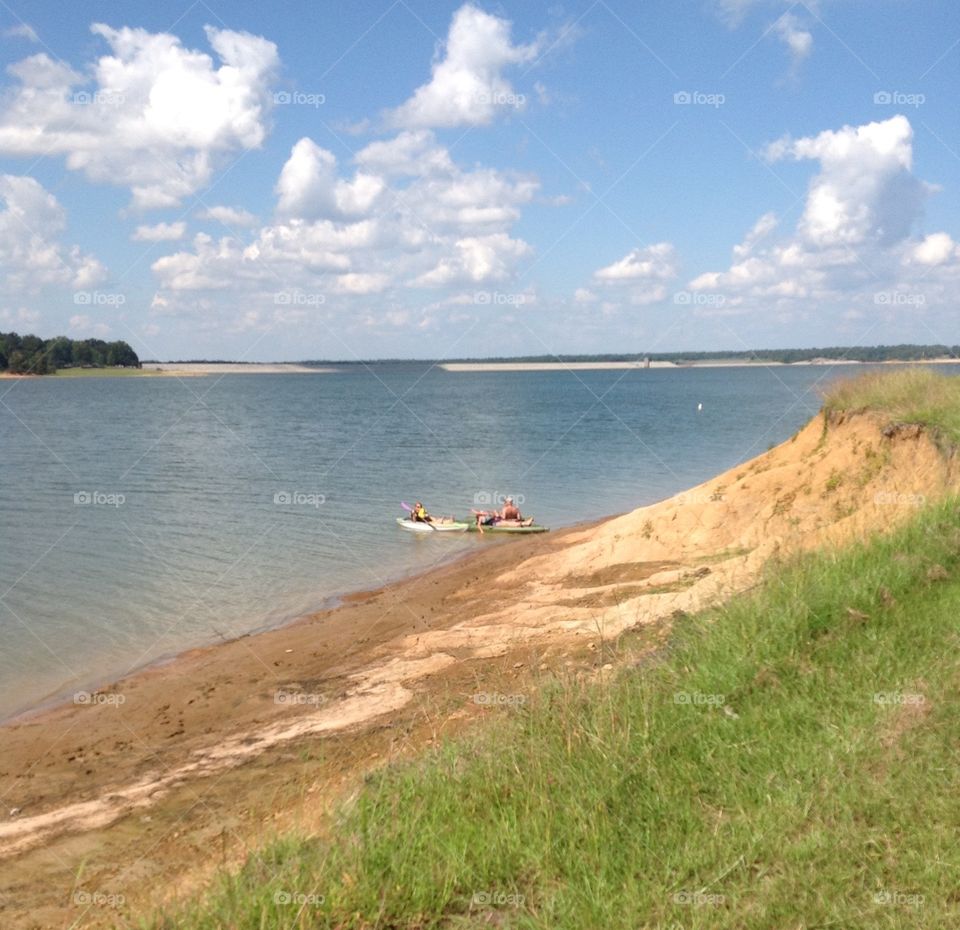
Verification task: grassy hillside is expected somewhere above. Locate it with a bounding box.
[150,495,960,929]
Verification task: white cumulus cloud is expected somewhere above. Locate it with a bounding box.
[688,115,959,320]
[132,221,186,241]
[0,24,278,209]
[386,4,539,129]
[0,174,106,292]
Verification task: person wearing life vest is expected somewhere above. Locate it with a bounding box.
[411,501,431,523]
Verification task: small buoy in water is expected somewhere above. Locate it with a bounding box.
[697,403,703,411]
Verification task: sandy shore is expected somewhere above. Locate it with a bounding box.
[144,363,333,374]
[1,409,958,928]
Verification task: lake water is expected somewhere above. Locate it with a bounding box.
[2,363,955,720]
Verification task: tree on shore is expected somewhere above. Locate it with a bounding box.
[0,331,140,374]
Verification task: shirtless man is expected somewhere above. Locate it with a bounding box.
[500,496,521,520]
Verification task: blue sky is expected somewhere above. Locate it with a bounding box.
[0,0,957,360]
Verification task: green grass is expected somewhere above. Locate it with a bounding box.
[149,497,960,929]
[53,367,165,377]
[824,367,960,445]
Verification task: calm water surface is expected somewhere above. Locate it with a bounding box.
[3,363,954,719]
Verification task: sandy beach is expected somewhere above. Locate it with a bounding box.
[1,406,958,928]
[143,363,334,374]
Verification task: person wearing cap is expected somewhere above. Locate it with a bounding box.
[501,496,521,521]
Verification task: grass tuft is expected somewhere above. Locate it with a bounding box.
[823,367,960,446]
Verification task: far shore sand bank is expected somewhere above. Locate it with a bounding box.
[441,358,956,372]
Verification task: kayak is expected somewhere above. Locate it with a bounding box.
[396,517,469,533]
[466,521,550,534]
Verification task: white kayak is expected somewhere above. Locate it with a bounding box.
[396,517,469,533]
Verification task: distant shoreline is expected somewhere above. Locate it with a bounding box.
[440,358,958,372]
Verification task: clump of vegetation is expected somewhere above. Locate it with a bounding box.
[0,331,139,375]
[824,367,960,446]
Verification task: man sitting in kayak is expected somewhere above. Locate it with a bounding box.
[501,496,521,520]
[474,496,534,533]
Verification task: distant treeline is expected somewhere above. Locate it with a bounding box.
[0,332,140,374]
[299,345,960,365]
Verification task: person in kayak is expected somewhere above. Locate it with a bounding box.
[501,496,521,520]
[411,501,432,523]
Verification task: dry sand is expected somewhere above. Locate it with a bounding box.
[144,363,333,374]
[1,409,958,928]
